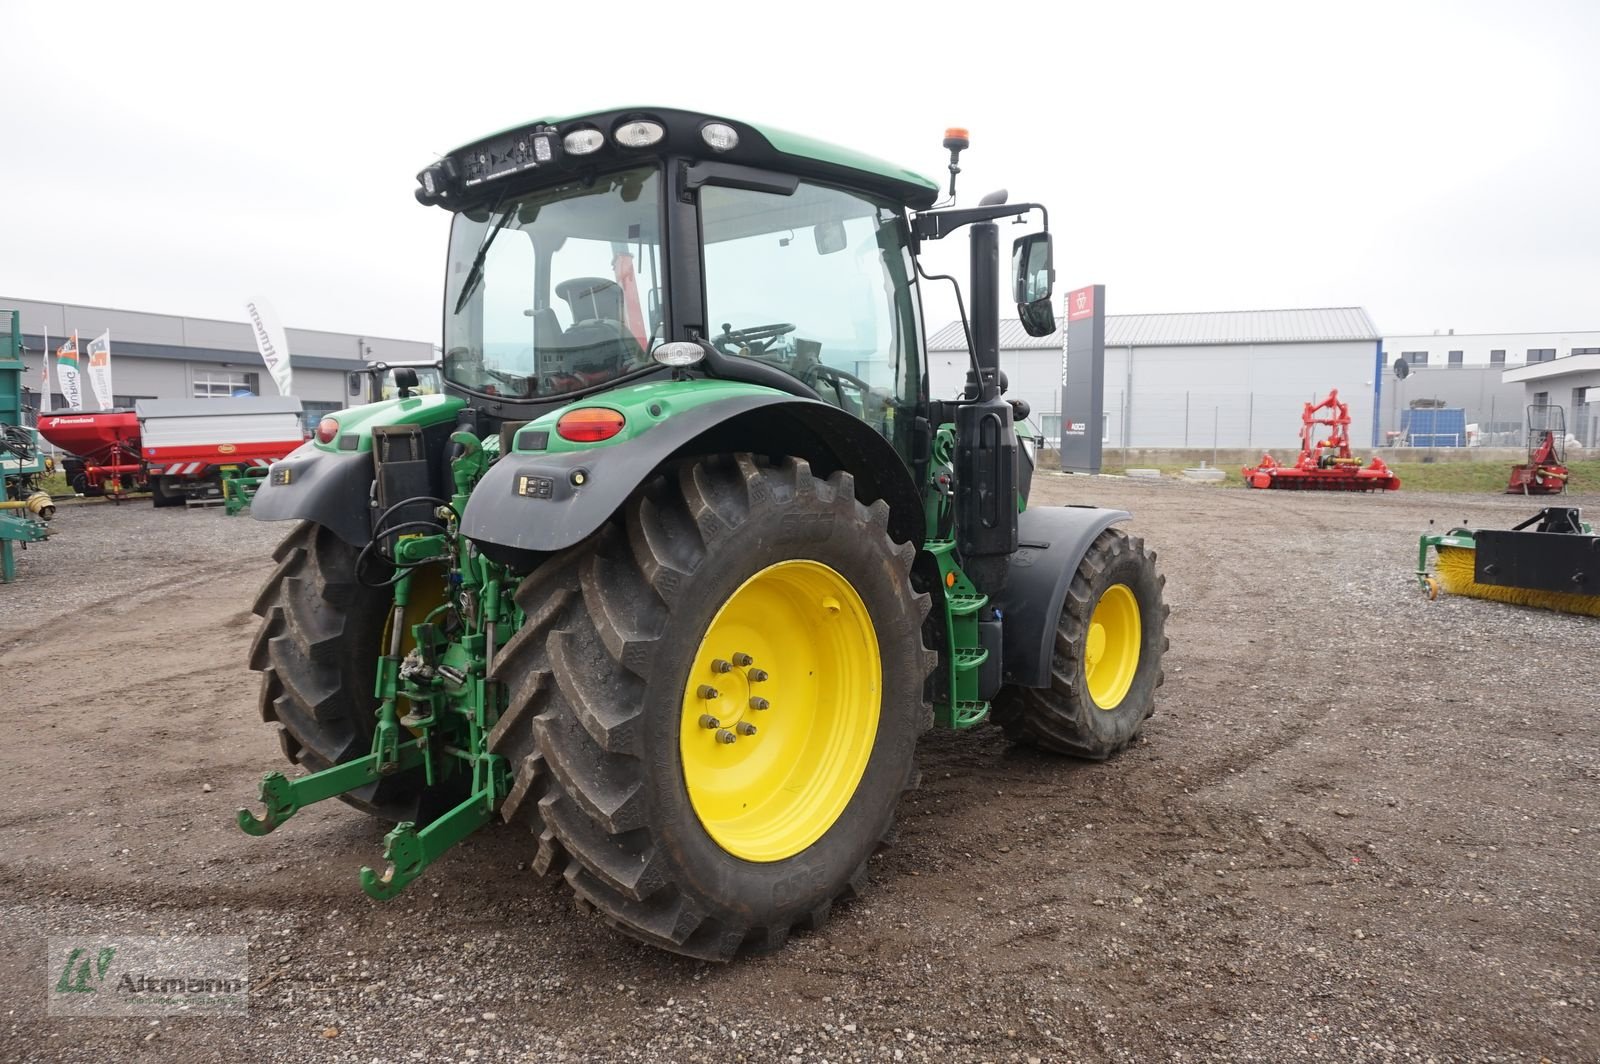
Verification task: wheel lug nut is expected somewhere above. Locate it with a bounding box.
[699,714,721,729]
[715,729,737,744]
[748,669,769,683]
[731,652,754,666]
[749,697,770,711]
[736,721,757,736]
[697,685,720,699]
[711,659,733,673]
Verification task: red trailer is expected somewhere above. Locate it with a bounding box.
[1243,389,1400,492]
[38,397,307,505]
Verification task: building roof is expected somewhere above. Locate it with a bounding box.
[927,306,1381,352]
[1501,352,1600,384]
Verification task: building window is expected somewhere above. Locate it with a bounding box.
[193,370,260,398]
[1489,349,1506,365]
[1447,350,1463,367]
[300,400,343,433]
[1533,392,1549,407]
[1572,347,1600,356]
[1403,351,1428,366]
[112,394,156,409]
[1527,348,1555,364]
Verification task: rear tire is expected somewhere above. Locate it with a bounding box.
[247,522,421,818]
[992,528,1168,758]
[151,477,184,508]
[489,455,934,960]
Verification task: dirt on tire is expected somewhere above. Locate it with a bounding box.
[1,478,1597,1062]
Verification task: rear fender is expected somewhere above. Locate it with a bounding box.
[994,505,1129,688]
[461,384,922,554]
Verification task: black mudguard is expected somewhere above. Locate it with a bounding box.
[995,504,1130,688]
[251,444,375,547]
[461,395,923,554]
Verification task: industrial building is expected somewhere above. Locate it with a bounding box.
[1503,354,1600,448]
[1,296,433,431]
[927,308,1579,450]
[928,307,1387,450]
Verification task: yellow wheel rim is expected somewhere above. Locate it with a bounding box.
[1084,583,1141,710]
[680,560,880,863]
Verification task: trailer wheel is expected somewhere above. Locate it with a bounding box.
[151,476,185,508]
[490,455,934,960]
[992,528,1168,759]
[247,522,421,818]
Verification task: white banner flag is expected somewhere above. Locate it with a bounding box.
[40,326,52,413]
[56,332,83,411]
[245,299,293,397]
[86,330,113,410]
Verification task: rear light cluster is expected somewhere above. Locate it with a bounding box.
[315,417,340,445]
[556,408,626,443]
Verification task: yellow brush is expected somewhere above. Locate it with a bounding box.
[1434,545,1600,617]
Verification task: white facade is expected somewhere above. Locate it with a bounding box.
[2,295,432,429]
[929,307,1386,450]
[1503,353,1600,448]
[1383,330,1600,369]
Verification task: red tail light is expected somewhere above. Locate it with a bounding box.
[556,408,626,443]
[315,417,340,444]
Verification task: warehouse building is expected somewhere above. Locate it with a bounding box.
[928,307,1386,450]
[1503,353,1600,448]
[2,296,433,431]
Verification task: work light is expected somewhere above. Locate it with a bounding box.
[563,128,605,155]
[615,120,665,148]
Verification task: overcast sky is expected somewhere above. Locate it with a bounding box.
[3,0,1596,343]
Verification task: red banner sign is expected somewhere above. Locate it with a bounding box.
[1066,286,1096,322]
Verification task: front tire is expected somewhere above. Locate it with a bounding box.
[992,528,1168,758]
[490,455,934,960]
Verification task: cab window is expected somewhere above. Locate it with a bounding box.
[699,180,923,449]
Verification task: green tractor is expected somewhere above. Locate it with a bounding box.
[240,108,1167,960]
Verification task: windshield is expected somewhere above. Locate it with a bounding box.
[376,364,443,400]
[443,167,662,399]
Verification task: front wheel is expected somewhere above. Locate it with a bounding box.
[490,455,934,960]
[992,528,1168,758]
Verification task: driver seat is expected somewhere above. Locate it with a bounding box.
[554,277,640,373]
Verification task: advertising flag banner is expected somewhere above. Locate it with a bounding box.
[56,332,83,411]
[40,326,52,413]
[245,300,293,397]
[86,330,113,410]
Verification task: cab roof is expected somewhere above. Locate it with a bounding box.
[426,106,940,212]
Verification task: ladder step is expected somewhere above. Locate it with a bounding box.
[953,647,989,671]
[947,592,988,616]
[953,700,990,728]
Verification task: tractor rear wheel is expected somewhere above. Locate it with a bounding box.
[247,522,422,819]
[992,528,1167,758]
[490,455,933,960]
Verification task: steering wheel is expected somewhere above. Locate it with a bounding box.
[712,322,796,357]
[802,364,882,418]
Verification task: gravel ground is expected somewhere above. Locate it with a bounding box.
[1,478,1597,1062]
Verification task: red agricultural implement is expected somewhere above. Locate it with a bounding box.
[1506,405,1569,495]
[1244,389,1400,492]
[36,409,145,498]
[37,397,305,506]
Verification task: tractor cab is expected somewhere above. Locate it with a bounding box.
[418,108,1051,466]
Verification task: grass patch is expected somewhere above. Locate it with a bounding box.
[1387,458,1600,494]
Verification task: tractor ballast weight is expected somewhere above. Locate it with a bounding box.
[235,108,1167,960]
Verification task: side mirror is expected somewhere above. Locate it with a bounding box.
[814,220,847,256]
[1012,232,1055,337]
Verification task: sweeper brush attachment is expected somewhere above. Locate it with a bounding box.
[1418,507,1600,617]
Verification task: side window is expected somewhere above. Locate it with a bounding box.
[700,181,922,448]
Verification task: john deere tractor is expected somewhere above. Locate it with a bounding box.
[240,108,1167,960]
